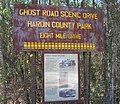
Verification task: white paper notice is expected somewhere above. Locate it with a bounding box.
[44,53,79,102]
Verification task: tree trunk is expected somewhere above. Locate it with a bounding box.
[49,0,51,5]
[32,0,37,4]
[66,0,69,6]
[117,48,120,104]
[74,0,76,6]
[104,1,111,104]
[1,1,7,103]
[111,52,115,104]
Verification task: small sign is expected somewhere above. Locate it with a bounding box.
[13,4,104,51]
[43,52,80,103]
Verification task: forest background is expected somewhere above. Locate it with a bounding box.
[0,0,120,104]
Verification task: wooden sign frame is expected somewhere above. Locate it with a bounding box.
[42,52,80,103]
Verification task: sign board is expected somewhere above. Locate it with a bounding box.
[43,52,80,103]
[13,4,104,51]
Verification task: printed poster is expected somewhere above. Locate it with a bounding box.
[43,53,79,102]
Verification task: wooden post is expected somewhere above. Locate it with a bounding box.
[81,0,91,104]
[81,0,89,103]
[83,52,91,104]
[30,53,37,104]
[31,1,37,104]
[83,52,89,104]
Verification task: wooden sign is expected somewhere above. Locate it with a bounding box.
[13,4,104,51]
